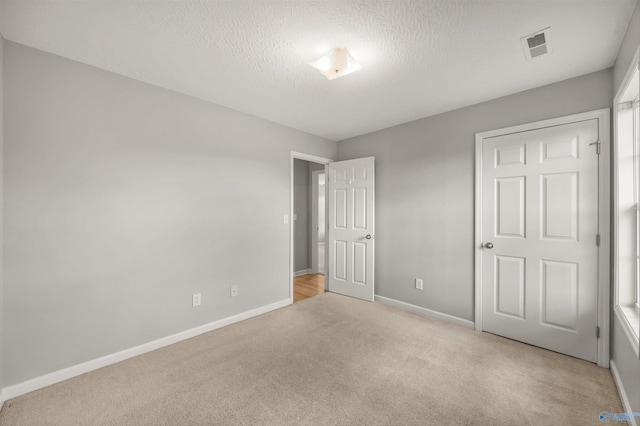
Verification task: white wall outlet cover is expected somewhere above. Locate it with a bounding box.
[284,214,289,224]
[230,285,239,297]
[192,293,202,307]
[415,279,424,290]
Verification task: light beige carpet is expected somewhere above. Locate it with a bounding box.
[0,293,623,425]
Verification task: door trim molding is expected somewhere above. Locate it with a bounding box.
[290,151,332,304]
[474,108,611,368]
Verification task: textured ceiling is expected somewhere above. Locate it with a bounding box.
[0,0,637,141]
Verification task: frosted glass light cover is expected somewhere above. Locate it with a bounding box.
[309,47,362,80]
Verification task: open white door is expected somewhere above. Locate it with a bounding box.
[327,157,375,301]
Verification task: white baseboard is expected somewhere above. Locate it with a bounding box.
[3,298,290,401]
[294,269,312,277]
[610,360,638,426]
[375,295,475,330]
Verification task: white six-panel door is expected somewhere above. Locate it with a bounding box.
[327,157,375,302]
[480,119,599,362]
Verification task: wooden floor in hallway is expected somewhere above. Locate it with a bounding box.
[293,274,325,302]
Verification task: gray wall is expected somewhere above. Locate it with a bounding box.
[293,159,310,272]
[337,69,612,322]
[614,1,640,93]
[612,0,640,413]
[3,41,336,386]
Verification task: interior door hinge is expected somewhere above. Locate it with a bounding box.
[596,326,600,339]
[596,234,601,246]
[618,101,635,111]
[589,140,601,155]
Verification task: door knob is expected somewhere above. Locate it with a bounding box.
[365,234,373,240]
[484,242,494,249]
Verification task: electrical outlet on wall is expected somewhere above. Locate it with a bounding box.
[192,293,202,307]
[415,278,423,290]
[230,285,239,298]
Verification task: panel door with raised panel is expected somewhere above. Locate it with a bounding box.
[327,157,375,301]
[481,119,599,362]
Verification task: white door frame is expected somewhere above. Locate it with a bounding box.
[290,151,332,304]
[474,109,611,368]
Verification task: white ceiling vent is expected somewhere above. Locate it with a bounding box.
[521,27,552,60]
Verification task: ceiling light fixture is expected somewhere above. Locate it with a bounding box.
[309,47,362,80]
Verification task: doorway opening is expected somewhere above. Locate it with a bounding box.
[290,152,331,303]
[290,152,376,303]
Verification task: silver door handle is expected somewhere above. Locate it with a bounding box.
[483,242,494,249]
